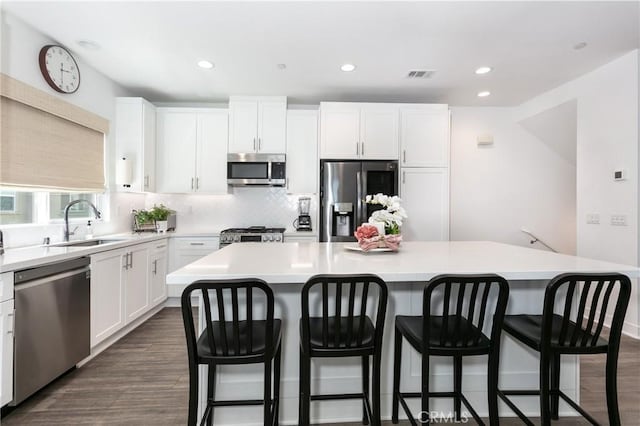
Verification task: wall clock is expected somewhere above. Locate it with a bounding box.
[38,45,81,94]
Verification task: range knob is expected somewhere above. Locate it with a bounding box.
[265,235,273,242]
[275,236,281,242]
[233,236,240,242]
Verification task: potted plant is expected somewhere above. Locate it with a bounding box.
[133,209,155,231]
[149,204,171,233]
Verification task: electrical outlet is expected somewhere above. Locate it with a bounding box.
[586,214,600,224]
[611,215,627,226]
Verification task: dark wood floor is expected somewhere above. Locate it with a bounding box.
[2,308,639,425]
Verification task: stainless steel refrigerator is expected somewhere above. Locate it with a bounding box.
[320,160,398,242]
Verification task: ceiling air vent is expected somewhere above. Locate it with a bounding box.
[406,69,436,79]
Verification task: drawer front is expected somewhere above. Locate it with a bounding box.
[173,238,219,251]
[0,273,14,303]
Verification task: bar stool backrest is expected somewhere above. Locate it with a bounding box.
[301,274,388,351]
[423,274,510,348]
[541,273,631,349]
[181,279,276,358]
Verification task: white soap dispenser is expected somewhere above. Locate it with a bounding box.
[86,220,93,239]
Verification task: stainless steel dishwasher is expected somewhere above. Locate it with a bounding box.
[12,257,91,405]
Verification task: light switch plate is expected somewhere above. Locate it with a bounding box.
[611,215,627,226]
[587,214,600,224]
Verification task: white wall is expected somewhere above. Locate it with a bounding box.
[516,50,639,336]
[450,107,577,254]
[0,12,143,247]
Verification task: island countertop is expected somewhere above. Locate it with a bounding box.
[166,241,639,285]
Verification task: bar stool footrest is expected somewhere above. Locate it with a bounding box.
[396,391,484,426]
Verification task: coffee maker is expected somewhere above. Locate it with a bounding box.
[295,197,312,231]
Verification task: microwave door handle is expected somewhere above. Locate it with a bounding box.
[267,161,272,182]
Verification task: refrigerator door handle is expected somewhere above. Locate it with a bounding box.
[356,171,363,226]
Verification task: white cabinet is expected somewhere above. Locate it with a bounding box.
[169,237,220,273]
[149,241,168,305]
[0,272,14,407]
[115,97,156,192]
[229,96,287,154]
[400,168,449,241]
[286,110,318,194]
[320,102,399,160]
[124,245,150,324]
[399,105,449,167]
[284,235,318,243]
[90,249,125,347]
[156,108,228,194]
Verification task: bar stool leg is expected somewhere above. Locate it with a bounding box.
[299,347,311,426]
[606,349,622,426]
[372,352,382,426]
[392,327,402,424]
[550,353,561,419]
[539,352,552,426]
[453,355,462,421]
[187,359,199,426]
[362,355,370,425]
[264,356,273,426]
[274,345,282,426]
[487,349,500,426]
[421,352,430,424]
[206,364,217,426]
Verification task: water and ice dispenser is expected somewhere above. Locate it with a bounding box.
[332,203,354,237]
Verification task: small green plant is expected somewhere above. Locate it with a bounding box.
[133,209,154,225]
[149,204,171,221]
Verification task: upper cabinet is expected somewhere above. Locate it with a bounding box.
[320,102,399,160]
[156,108,228,194]
[115,97,156,192]
[229,96,287,154]
[399,105,449,167]
[286,109,318,194]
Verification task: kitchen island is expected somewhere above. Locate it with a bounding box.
[166,241,639,425]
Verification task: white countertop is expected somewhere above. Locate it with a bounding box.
[166,241,640,284]
[0,232,170,273]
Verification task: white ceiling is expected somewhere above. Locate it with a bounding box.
[2,1,639,106]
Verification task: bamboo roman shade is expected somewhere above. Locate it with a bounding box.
[0,74,108,191]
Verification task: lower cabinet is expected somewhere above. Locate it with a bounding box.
[90,240,168,348]
[0,298,14,407]
[169,237,219,272]
[90,249,126,347]
[149,241,168,305]
[284,235,319,243]
[400,167,450,241]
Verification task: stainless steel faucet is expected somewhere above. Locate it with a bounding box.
[63,200,101,241]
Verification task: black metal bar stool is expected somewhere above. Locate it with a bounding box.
[181,279,282,426]
[498,272,631,426]
[392,274,510,426]
[299,274,388,426]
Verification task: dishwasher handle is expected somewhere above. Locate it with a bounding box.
[15,257,90,284]
[14,266,91,291]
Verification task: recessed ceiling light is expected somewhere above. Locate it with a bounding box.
[341,63,356,72]
[277,63,287,70]
[573,42,588,50]
[77,40,100,50]
[198,60,214,69]
[477,91,491,98]
[475,66,492,75]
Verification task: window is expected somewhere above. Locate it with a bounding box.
[0,191,34,225]
[49,193,100,220]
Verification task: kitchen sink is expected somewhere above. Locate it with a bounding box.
[51,238,127,247]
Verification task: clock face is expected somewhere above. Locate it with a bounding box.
[38,45,81,94]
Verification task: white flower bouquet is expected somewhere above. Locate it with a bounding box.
[353,193,407,251]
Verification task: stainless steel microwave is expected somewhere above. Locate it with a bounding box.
[227,153,286,186]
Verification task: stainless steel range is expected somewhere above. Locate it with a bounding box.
[220,226,285,248]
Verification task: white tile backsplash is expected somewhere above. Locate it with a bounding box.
[145,187,318,233]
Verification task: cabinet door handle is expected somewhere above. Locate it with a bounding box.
[191,178,194,190]
[402,171,406,184]
[286,177,290,190]
[123,254,129,270]
[129,252,133,269]
[361,142,365,156]
[403,150,406,164]
[258,138,262,151]
[356,142,359,156]
[156,244,166,249]
[196,177,200,190]
[190,242,205,246]
[152,259,157,275]
[253,137,256,151]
